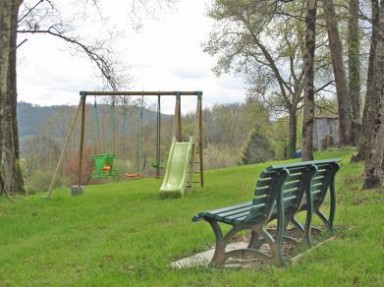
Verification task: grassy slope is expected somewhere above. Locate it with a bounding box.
[0,147,383,286]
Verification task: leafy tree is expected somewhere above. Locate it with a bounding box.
[205,0,332,158]
[322,0,353,145]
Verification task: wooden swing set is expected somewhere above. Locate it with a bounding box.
[46,91,204,198]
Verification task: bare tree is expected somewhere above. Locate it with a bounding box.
[17,0,123,90]
[354,0,379,161]
[322,0,353,145]
[0,0,176,197]
[348,0,361,144]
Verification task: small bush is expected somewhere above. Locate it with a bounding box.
[64,146,93,185]
[204,143,239,169]
[240,130,275,164]
[26,169,65,194]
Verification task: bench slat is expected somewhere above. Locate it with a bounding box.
[256,177,273,188]
[192,202,253,222]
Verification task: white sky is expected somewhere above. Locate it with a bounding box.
[17,0,247,114]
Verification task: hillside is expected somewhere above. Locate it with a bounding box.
[1,148,383,286]
[17,101,171,139]
[17,102,73,137]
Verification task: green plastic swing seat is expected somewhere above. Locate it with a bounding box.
[91,153,119,179]
[151,160,165,169]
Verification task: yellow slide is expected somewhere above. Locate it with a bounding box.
[159,137,193,198]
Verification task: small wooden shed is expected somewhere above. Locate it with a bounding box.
[313,115,340,150]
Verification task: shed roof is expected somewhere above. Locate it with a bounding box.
[314,114,339,119]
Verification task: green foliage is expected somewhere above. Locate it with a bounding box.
[1,148,383,286]
[240,129,274,164]
[20,158,65,195]
[25,169,65,194]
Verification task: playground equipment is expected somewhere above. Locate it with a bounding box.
[91,153,119,179]
[91,98,119,179]
[159,137,194,197]
[158,93,204,197]
[46,91,204,198]
[150,95,165,177]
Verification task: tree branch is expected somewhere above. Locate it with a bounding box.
[18,0,53,23]
[18,28,118,90]
[314,80,334,93]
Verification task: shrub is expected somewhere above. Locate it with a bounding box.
[25,169,65,194]
[64,146,93,185]
[240,130,275,164]
[204,142,239,169]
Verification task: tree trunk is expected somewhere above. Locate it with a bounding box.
[287,109,297,159]
[348,0,361,145]
[322,0,352,146]
[302,0,317,161]
[10,0,25,193]
[0,0,24,196]
[353,0,379,162]
[363,0,384,189]
[0,0,13,196]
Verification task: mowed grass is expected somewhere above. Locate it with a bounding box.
[0,147,383,286]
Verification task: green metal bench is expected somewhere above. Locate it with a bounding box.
[192,159,341,267]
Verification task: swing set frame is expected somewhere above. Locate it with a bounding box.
[47,91,204,198]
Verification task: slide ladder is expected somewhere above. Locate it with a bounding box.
[185,139,203,190]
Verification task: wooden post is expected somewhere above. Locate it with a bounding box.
[78,94,87,186]
[197,93,204,187]
[46,97,83,198]
[156,95,161,178]
[173,93,182,141]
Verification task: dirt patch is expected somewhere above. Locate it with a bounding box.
[172,227,335,269]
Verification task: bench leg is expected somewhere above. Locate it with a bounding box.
[248,230,265,249]
[328,182,336,233]
[314,209,333,233]
[206,220,281,267]
[206,219,228,267]
[235,225,287,267]
[312,184,336,235]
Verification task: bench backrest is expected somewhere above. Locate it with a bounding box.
[249,159,340,221]
[309,160,341,208]
[249,169,289,219]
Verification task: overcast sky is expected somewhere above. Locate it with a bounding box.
[17,0,247,114]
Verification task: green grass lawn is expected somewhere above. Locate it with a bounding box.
[0,147,383,286]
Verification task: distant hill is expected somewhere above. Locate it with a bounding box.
[17,102,74,138]
[17,101,172,139]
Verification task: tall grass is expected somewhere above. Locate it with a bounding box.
[0,147,383,286]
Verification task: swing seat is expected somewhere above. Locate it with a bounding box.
[124,173,143,179]
[151,161,165,169]
[91,153,119,179]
